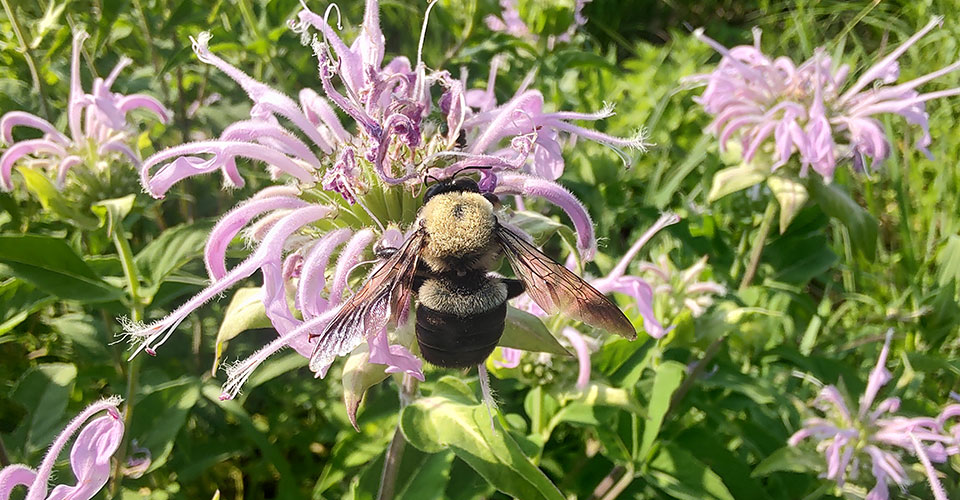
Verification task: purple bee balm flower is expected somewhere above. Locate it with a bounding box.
[592,213,681,339]
[127,0,644,423]
[690,17,960,181]
[0,398,125,500]
[0,32,169,192]
[790,330,957,500]
[638,254,727,319]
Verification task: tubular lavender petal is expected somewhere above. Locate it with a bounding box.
[141,140,315,198]
[0,139,68,191]
[24,398,122,500]
[124,205,333,358]
[329,229,376,305]
[495,173,597,260]
[0,111,69,145]
[297,228,353,320]
[204,196,310,280]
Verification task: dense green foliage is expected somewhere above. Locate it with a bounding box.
[2,0,960,499]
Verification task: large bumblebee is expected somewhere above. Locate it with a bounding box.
[308,175,636,370]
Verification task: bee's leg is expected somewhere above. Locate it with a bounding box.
[374,246,399,259]
[503,278,525,299]
[477,363,497,430]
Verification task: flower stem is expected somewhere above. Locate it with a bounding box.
[738,199,778,291]
[377,374,419,500]
[1,0,52,121]
[0,435,10,467]
[109,226,145,496]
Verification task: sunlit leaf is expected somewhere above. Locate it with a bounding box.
[402,391,564,500]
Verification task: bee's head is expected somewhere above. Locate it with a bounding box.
[423,176,480,204]
[423,166,500,206]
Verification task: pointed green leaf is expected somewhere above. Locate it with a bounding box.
[498,306,571,356]
[401,393,564,500]
[8,363,77,456]
[0,279,54,335]
[135,220,213,298]
[766,175,808,232]
[0,234,125,302]
[341,344,390,430]
[91,194,136,235]
[752,446,822,477]
[646,442,735,500]
[707,165,767,202]
[18,167,98,228]
[640,360,685,458]
[212,287,272,373]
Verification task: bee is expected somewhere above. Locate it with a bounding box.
[308,174,636,370]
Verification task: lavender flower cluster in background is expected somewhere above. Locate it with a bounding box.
[1,32,169,192]
[691,17,960,181]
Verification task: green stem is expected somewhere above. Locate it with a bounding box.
[1,0,52,121]
[109,226,144,497]
[738,199,778,292]
[377,375,419,500]
[0,435,10,467]
[113,229,143,314]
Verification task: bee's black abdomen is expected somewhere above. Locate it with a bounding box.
[415,302,506,368]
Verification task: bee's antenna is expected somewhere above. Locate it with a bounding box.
[451,164,493,178]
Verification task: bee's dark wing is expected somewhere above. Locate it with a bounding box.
[497,224,636,340]
[308,228,425,372]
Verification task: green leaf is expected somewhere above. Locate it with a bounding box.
[130,377,201,472]
[8,363,77,457]
[808,177,878,258]
[91,194,136,236]
[401,393,565,500]
[555,382,641,414]
[937,235,960,287]
[0,234,125,302]
[707,165,768,202]
[396,450,457,500]
[212,287,272,373]
[646,442,735,500]
[135,220,213,298]
[640,361,684,458]
[0,279,54,335]
[17,167,99,228]
[595,337,655,387]
[766,175,808,232]
[498,306,571,356]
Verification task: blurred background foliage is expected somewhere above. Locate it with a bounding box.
[2,0,960,498]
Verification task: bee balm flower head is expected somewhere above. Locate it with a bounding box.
[691,17,960,182]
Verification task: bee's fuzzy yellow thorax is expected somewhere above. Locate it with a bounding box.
[421,192,497,263]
